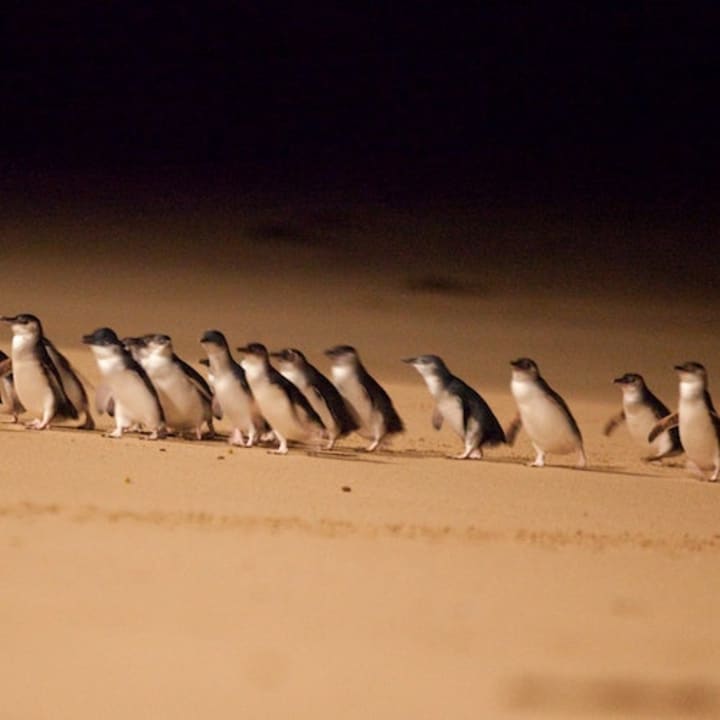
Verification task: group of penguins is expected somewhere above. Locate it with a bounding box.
[1,313,718,481]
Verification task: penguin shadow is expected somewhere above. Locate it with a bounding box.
[546,462,672,479]
[303,449,392,464]
[303,442,404,463]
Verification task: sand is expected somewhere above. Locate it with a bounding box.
[2,189,719,718]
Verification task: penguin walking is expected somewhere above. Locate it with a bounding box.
[506,357,586,468]
[129,334,217,439]
[270,347,358,450]
[0,350,24,422]
[324,345,404,452]
[649,362,720,481]
[403,354,505,459]
[82,327,166,439]
[200,330,268,447]
[604,373,681,460]
[1,313,93,430]
[237,343,325,454]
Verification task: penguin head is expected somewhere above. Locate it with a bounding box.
[613,373,644,386]
[82,327,121,347]
[143,334,173,357]
[1,313,43,338]
[121,336,148,362]
[200,330,228,348]
[510,357,539,380]
[269,348,306,369]
[675,361,708,397]
[324,345,359,366]
[613,372,646,401]
[402,354,447,378]
[82,327,126,359]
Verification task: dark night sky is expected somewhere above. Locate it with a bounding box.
[2,3,718,204]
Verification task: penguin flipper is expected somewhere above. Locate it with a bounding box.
[460,386,506,445]
[432,406,444,430]
[95,383,115,417]
[175,356,214,402]
[710,411,720,443]
[37,346,79,420]
[505,414,522,446]
[0,357,11,377]
[648,412,679,443]
[212,395,223,420]
[603,410,626,436]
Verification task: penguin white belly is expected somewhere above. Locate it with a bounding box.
[625,403,673,455]
[151,368,204,430]
[513,381,578,453]
[214,375,253,428]
[332,370,374,437]
[12,359,53,416]
[252,380,308,441]
[679,400,719,469]
[437,393,465,438]
[283,370,335,434]
[110,371,162,428]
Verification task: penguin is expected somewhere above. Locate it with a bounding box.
[604,373,682,460]
[270,347,359,450]
[82,327,166,439]
[0,313,93,430]
[130,334,216,439]
[506,357,586,468]
[403,354,505,459]
[236,342,325,454]
[324,345,404,452]
[0,350,24,422]
[200,330,268,447]
[649,362,720,481]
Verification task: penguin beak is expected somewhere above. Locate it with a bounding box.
[236,346,249,354]
[612,377,624,384]
[268,351,282,359]
[0,315,17,323]
[81,334,94,345]
[401,357,418,364]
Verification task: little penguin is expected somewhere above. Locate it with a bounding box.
[324,345,404,452]
[0,350,24,422]
[82,327,166,439]
[237,342,325,454]
[649,362,720,481]
[1,313,93,430]
[403,354,505,459]
[604,373,681,460]
[130,334,217,439]
[270,347,359,450]
[506,357,586,468]
[200,330,268,447]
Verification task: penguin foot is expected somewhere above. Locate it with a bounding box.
[25,419,49,430]
[452,448,483,460]
[229,428,246,446]
[106,428,124,439]
[79,414,95,431]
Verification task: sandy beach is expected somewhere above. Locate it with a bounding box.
[2,189,719,718]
